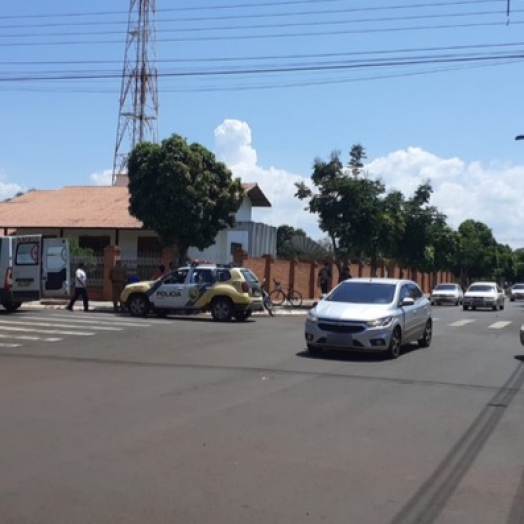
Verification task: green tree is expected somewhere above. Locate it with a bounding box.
[395,182,443,274]
[363,189,405,276]
[277,225,306,259]
[454,220,498,285]
[295,145,386,272]
[513,248,524,282]
[493,243,517,285]
[127,134,244,265]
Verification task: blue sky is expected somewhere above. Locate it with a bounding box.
[2,0,524,246]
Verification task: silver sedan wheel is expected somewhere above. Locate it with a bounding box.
[387,327,402,359]
[418,319,432,348]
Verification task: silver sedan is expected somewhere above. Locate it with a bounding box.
[304,278,432,359]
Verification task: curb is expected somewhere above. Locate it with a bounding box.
[19,302,309,315]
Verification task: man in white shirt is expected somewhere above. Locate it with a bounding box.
[66,262,89,311]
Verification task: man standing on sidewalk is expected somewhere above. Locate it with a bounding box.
[108,260,127,312]
[66,262,89,311]
[317,262,332,296]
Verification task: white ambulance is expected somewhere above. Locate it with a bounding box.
[0,235,71,312]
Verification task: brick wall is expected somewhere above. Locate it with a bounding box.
[92,247,454,301]
[239,255,454,298]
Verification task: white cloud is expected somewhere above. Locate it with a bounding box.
[90,169,112,186]
[0,173,25,201]
[214,119,323,239]
[367,147,524,248]
[214,122,524,248]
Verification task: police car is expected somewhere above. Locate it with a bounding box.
[120,262,263,321]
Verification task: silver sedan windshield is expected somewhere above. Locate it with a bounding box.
[326,282,396,304]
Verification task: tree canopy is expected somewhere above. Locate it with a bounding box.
[127,134,244,264]
[295,142,524,286]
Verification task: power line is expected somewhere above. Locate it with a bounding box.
[0,0,508,21]
[2,41,524,67]
[0,0,507,29]
[0,50,522,82]
[0,57,518,93]
[2,8,522,39]
[0,18,522,48]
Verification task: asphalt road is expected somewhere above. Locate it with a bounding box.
[0,303,524,523]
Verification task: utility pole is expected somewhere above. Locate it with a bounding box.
[112,0,159,184]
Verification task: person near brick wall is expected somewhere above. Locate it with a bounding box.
[109,260,128,312]
[339,264,352,283]
[317,262,332,295]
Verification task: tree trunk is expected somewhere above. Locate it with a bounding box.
[370,254,378,277]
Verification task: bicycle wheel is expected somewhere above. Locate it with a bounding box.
[290,290,303,308]
[264,296,275,317]
[269,289,285,306]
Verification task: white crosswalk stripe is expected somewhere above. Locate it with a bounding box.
[0,313,159,349]
[488,321,512,329]
[449,320,476,327]
[0,326,94,336]
[0,320,123,332]
[28,315,153,327]
[0,333,62,342]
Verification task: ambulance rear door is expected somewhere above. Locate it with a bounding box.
[11,235,43,302]
[41,238,71,297]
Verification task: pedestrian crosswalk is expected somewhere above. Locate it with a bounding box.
[0,312,155,349]
[435,318,516,330]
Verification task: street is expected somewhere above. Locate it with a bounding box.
[0,304,523,523]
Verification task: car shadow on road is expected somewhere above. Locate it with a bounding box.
[91,310,257,323]
[296,343,423,362]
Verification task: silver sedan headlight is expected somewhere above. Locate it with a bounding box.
[306,312,319,324]
[367,316,394,328]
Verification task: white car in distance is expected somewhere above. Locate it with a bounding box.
[430,283,463,306]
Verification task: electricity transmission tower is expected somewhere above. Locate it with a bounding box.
[112,0,159,184]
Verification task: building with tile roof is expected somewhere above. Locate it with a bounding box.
[0,179,276,263]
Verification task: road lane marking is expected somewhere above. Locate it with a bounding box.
[0,326,94,336]
[488,321,512,329]
[0,320,122,331]
[0,333,62,342]
[27,315,153,327]
[0,343,22,347]
[449,320,476,327]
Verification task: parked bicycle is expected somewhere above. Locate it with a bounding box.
[269,279,303,307]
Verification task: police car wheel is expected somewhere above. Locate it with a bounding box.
[128,294,149,317]
[211,297,233,322]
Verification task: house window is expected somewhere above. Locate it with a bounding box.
[138,236,162,256]
[78,236,110,254]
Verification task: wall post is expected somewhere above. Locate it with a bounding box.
[310,261,318,299]
[262,254,274,293]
